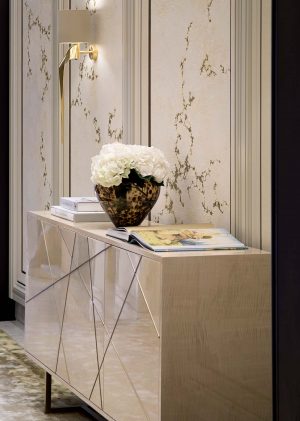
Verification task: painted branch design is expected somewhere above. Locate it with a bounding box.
[220,64,231,74]
[40,132,53,211]
[200,56,231,78]
[40,47,51,102]
[207,0,214,23]
[156,22,228,223]
[200,54,217,77]
[93,117,101,144]
[71,56,102,144]
[108,109,123,142]
[24,1,51,103]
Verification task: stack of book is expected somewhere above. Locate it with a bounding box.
[51,197,110,222]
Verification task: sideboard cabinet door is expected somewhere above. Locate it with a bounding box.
[26,225,108,402]
[99,246,161,421]
[26,219,161,421]
[26,216,77,372]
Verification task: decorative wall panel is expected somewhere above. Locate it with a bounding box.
[23,0,54,271]
[20,0,231,281]
[151,0,231,228]
[70,0,123,196]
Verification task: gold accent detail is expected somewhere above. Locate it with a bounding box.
[79,45,98,61]
[59,43,98,144]
[88,45,98,61]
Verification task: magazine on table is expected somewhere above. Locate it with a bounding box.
[106,225,247,252]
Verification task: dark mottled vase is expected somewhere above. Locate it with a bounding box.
[95,180,160,227]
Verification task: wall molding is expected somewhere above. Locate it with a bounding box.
[9,0,25,304]
[231,0,271,250]
[52,0,60,202]
[58,0,70,197]
[9,0,271,309]
[122,0,149,146]
[261,0,272,251]
[10,0,61,304]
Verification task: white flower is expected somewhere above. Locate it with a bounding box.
[91,142,170,187]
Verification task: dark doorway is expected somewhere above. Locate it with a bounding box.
[272,0,300,418]
[0,0,15,320]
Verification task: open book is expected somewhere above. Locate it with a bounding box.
[106,226,247,252]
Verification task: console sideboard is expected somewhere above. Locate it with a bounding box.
[25,211,272,421]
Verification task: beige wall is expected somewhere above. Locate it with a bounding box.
[70,0,123,196]
[23,0,54,271]
[22,0,231,229]
[65,0,232,228]
[11,0,271,307]
[18,0,270,284]
[151,0,231,228]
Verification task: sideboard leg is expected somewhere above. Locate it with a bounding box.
[43,370,106,420]
[44,372,52,414]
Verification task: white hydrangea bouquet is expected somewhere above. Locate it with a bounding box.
[91,142,170,227]
[91,142,169,187]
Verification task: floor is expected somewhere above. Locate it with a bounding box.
[0,321,97,420]
[0,320,24,347]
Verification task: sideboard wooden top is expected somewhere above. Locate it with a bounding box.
[30,211,269,262]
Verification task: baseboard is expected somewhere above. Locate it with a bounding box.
[15,302,25,324]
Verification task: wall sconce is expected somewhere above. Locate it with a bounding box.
[58,10,98,144]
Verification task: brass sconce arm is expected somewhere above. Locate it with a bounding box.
[59,43,98,145]
[58,10,98,145]
[59,44,79,146]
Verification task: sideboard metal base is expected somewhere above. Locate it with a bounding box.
[44,372,106,420]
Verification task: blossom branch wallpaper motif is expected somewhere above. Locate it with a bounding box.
[23,0,54,268]
[21,0,231,256]
[151,0,231,228]
[71,56,102,144]
[24,1,51,80]
[39,132,53,211]
[207,0,214,23]
[70,0,123,196]
[24,0,53,211]
[108,109,123,142]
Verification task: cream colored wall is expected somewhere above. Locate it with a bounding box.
[69,0,123,197]
[151,0,231,228]
[20,0,232,273]
[68,0,232,226]
[11,0,271,306]
[22,0,231,228]
[23,0,54,271]
[18,0,270,286]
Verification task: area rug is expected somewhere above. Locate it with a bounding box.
[0,329,92,420]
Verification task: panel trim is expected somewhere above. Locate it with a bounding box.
[10,0,61,300]
[261,0,272,251]
[59,0,71,197]
[231,0,271,250]
[122,0,149,146]
[9,0,26,299]
[52,0,60,203]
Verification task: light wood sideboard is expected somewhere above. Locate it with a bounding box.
[25,211,272,421]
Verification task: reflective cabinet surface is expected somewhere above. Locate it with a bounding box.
[25,212,272,421]
[25,214,161,421]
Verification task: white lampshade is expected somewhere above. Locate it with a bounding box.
[58,10,95,44]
